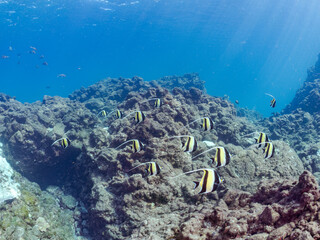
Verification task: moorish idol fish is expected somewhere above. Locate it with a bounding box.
[51,137,71,149]
[172,168,223,194]
[265,93,276,108]
[248,141,275,159]
[201,117,214,131]
[242,131,269,148]
[128,161,161,176]
[263,142,275,159]
[192,146,231,167]
[179,117,214,132]
[211,147,231,167]
[122,110,146,124]
[115,139,144,153]
[99,109,123,119]
[140,98,163,108]
[182,136,198,153]
[154,98,162,108]
[134,111,146,124]
[167,135,198,153]
[255,132,269,148]
[115,110,123,119]
[97,110,107,118]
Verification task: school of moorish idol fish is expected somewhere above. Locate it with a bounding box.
[51,95,276,195]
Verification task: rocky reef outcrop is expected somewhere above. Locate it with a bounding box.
[261,54,320,185]
[68,77,304,239]
[0,73,313,240]
[0,95,96,187]
[283,54,320,114]
[68,73,204,114]
[0,142,83,240]
[179,171,320,240]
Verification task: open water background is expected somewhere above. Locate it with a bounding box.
[1,0,320,116]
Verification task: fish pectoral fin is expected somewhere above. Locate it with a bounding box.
[193,181,200,189]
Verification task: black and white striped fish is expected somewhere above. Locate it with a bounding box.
[266,93,276,108]
[115,139,144,153]
[132,139,144,153]
[211,147,231,167]
[193,169,223,194]
[172,168,223,194]
[178,117,214,132]
[154,98,162,108]
[97,110,107,117]
[116,110,123,119]
[52,137,71,149]
[255,132,269,148]
[145,162,161,176]
[182,136,198,153]
[128,161,161,176]
[263,142,275,159]
[201,117,214,131]
[134,111,145,124]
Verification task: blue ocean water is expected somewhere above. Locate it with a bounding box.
[1,0,320,116]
